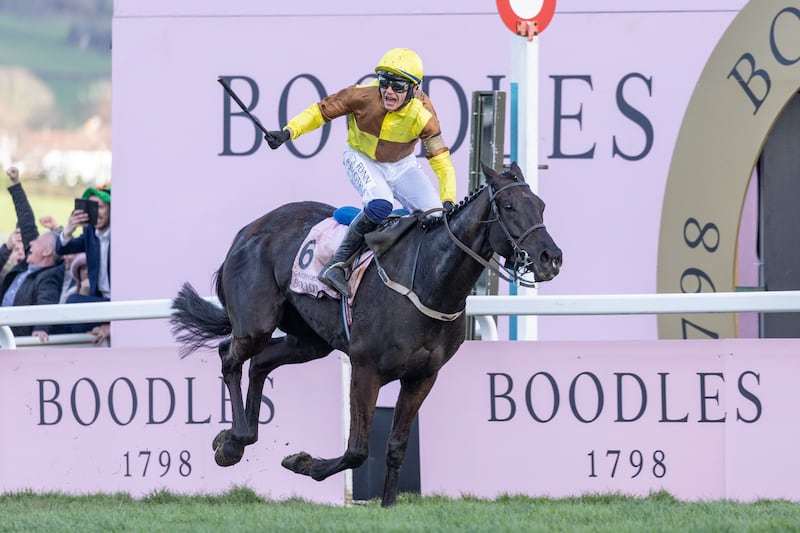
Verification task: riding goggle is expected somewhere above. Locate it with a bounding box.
[378,75,411,93]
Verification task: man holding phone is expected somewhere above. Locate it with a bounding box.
[57,184,112,321]
[73,198,99,227]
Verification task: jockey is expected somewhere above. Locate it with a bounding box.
[265,47,457,298]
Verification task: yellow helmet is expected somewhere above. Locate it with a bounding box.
[375,48,423,85]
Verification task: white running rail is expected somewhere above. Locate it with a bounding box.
[3,291,800,349]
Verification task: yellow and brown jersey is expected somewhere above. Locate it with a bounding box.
[285,80,456,203]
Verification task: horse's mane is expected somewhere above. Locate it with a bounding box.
[419,186,485,230]
[419,167,519,231]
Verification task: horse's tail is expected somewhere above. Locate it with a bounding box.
[170,281,232,358]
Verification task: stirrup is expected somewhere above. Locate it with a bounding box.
[319,263,352,297]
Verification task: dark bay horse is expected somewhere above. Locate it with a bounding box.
[170,162,562,506]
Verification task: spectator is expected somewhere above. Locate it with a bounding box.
[65,252,89,298]
[40,215,80,304]
[3,167,38,256]
[56,184,111,335]
[1,167,65,341]
[51,251,109,345]
[1,228,25,276]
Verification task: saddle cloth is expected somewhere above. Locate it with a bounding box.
[289,217,374,301]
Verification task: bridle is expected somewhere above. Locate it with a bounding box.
[443,180,545,288]
[369,179,546,324]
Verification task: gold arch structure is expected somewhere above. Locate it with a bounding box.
[657,0,800,339]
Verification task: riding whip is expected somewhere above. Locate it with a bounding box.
[217,77,270,136]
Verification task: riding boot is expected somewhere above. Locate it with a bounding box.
[319,212,378,297]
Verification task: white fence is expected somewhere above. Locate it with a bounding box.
[3,290,800,349]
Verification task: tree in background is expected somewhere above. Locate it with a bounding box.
[0,0,112,181]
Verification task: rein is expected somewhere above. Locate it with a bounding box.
[370,180,544,321]
[443,181,543,288]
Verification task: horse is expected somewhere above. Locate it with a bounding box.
[170,161,562,507]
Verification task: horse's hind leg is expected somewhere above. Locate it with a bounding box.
[381,374,438,507]
[282,365,381,481]
[214,333,333,466]
[240,334,333,445]
[213,333,270,466]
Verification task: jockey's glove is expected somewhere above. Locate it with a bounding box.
[265,129,291,150]
[443,200,456,214]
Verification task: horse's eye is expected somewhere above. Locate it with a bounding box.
[503,203,513,210]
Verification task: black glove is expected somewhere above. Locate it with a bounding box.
[443,200,456,214]
[265,129,291,150]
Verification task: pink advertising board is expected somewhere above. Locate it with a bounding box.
[0,347,345,503]
[420,339,800,501]
[109,2,751,347]
[4,338,797,502]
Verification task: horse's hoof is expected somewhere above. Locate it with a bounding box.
[212,430,245,467]
[282,452,314,476]
[214,440,244,467]
[212,429,230,452]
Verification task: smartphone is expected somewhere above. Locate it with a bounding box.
[74,198,99,226]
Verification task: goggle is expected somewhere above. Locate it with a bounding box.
[378,75,411,93]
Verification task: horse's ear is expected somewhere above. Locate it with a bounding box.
[509,161,525,181]
[481,161,497,180]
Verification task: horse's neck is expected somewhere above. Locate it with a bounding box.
[414,193,494,309]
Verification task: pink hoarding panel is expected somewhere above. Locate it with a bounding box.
[0,347,345,503]
[4,339,798,501]
[723,340,800,501]
[419,339,800,501]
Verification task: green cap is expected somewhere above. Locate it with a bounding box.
[82,184,111,204]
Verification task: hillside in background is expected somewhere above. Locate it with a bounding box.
[0,0,111,189]
[0,0,111,130]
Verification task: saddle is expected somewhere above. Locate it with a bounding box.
[332,205,420,257]
[289,211,419,301]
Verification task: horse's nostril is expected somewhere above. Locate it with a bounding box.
[542,249,562,272]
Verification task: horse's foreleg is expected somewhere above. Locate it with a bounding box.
[381,374,438,507]
[282,365,380,481]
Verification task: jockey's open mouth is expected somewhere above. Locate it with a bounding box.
[381,89,402,111]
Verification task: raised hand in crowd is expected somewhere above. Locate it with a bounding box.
[39,215,62,232]
[6,166,19,184]
[62,207,90,238]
